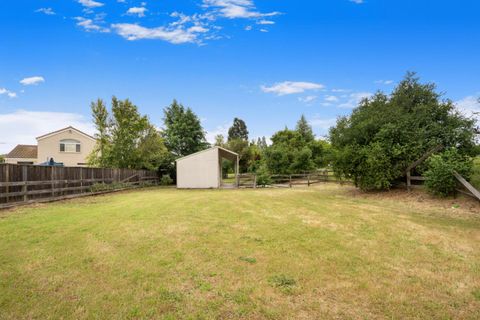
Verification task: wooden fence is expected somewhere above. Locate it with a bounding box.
[237,170,346,188]
[0,164,159,209]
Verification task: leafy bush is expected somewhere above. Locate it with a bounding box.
[329,73,477,191]
[255,163,272,187]
[424,148,473,197]
[160,175,174,186]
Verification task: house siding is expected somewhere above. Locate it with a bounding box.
[37,129,96,167]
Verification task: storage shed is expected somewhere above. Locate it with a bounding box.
[176,147,239,189]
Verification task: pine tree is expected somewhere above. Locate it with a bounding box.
[296,115,315,142]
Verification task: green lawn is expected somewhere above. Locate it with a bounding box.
[1,185,479,319]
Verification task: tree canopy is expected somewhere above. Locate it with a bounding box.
[163,100,208,158]
[88,97,169,171]
[264,116,330,174]
[228,117,249,142]
[329,72,477,191]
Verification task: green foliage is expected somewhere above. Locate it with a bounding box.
[255,162,272,186]
[88,97,170,170]
[256,136,268,151]
[214,134,225,147]
[264,116,330,174]
[163,99,208,158]
[296,114,315,142]
[90,182,130,192]
[330,72,477,191]
[228,117,249,142]
[0,154,4,163]
[160,175,174,186]
[424,148,473,197]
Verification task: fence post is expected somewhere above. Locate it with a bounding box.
[289,175,292,188]
[307,174,310,187]
[22,165,28,203]
[80,168,83,193]
[51,166,55,198]
[406,170,411,191]
[253,174,257,189]
[5,165,9,204]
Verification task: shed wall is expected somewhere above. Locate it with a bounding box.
[176,148,220,188]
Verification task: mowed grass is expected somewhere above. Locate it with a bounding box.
[0,185,479,319]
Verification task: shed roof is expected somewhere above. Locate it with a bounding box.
[6,145,38,159]
[175,146,238,162]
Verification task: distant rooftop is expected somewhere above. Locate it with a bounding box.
[6,145,38,159]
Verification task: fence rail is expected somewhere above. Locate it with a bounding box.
[237,170,346,188]
[0,164,158,209]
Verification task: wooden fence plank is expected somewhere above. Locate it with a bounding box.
[0,163,158,208]
[453,171,480,201]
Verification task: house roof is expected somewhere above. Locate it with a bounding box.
[36,126,96,141]
[175,146,238,162]
[6,145,38,159]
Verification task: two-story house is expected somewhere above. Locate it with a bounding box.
[4,126,96,167]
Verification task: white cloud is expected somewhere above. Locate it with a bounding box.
[75,17,110,33]
[112,23,208,44]
[350,0,364,4]
[298,95,317,104]
[36,8,55,15]
[202,0,280,19]
[205,122,230,144]
[261,81,324,96]
[338,92,373,108]
[244,25,252,31]
[0,88,17,99]
[78,0,104,8]
[375,79,394,85]
[324,95,339,102]
[456,95,480,121]
[19,76,45,86]
[257,20,275,25]
[127,7,147,17]
[0,110,94,154]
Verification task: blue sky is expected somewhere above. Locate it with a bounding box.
[1,0,479,153]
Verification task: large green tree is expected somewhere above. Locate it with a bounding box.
[296,114,315,142]
[264,116,330,174]
[329,73,477,191]
[88,97,170,170]
[88,99,111,167]
[228,117,249,142]
[163,100,208,157]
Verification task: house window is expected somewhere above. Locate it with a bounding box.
[60,139,81,153]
